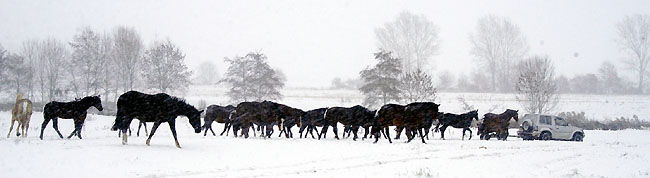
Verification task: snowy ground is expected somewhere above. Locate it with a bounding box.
[2,87,650,177]
[2,111,650,178]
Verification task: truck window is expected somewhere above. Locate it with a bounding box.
[540,115,552,125]
[555,117,568,126]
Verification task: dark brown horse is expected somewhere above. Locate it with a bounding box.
[233,101,283,138]
[203,105,236,136]
[478,109,518,141]
[40,95,103,140]
[371,104,405,143]
[401,102,440,143]
[434,110,479,140]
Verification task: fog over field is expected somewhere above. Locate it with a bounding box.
[1,0,649,87]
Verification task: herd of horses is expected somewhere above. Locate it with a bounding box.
[6,91,520,148]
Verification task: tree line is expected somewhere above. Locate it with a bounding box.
[0,26,193,105]
[368,12,650,96]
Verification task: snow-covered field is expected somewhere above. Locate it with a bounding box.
[2,87,650,178]
[2,111,650,178]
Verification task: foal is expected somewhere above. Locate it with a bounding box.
[39,95,103,140]
[7,93,33,138]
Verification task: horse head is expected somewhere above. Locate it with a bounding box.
[470,110,480,120]
[188,109,204,134]
[84,95,103,111]
[506,109,519,122]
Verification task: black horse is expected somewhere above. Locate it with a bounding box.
[299,108,327,139]
[334,105,375,141]
[111,91,203,148]
[40,95,103,140]
[203,105,236,136]
[434,110,479,140]
[276,104,305,138]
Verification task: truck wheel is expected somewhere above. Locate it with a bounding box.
[572,133,583,142]
[540,132,551,141]
[522,121,533,132]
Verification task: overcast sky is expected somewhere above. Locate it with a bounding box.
[2,0,649,88]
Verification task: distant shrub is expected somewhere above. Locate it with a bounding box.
[558,111,650,130]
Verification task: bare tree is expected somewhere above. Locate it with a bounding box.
[616,14,650,93]
[375,11,440,74]
[98,32,117,102]
[437,70,455,91]
[470,15,529,92]
[598,61,623,94]
[39,38,68,101]
[194,60,219,85]
[20,40,39,101]
[112,26,143,92]
[400,69,436,102]
[359,50,402,108]
[69,27,105,97]
[222,51,284,102]
[140,39,192,94]
[515,56,558,114]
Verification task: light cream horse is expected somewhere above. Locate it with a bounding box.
[7,93,33,138]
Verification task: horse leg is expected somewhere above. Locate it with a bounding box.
[146,122,162,146]
[203,123,209,136]
[265,124,273,139]
[418,128,426,144]
[138,121,143,137]
[16,122,23,137]
[168,120,181,148]
[385,127,393,144]
[319,125,329,140]
[20,121,27,137]
[362,126,369,140]
[352,126,359,141]
[406,128,414,143]
[51,118,64,139]
[209,126,216,136]
[224,122,231,136]
[121,129,128,145]
[7,119,16,138]
[440,125,448,140]
[332,124,340,140]
[310,126,317,139]
[39,117,51,140]
[243,125,250,138]
[394,127,403,140]
[143,122,149,136]
[467,128,473,140]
